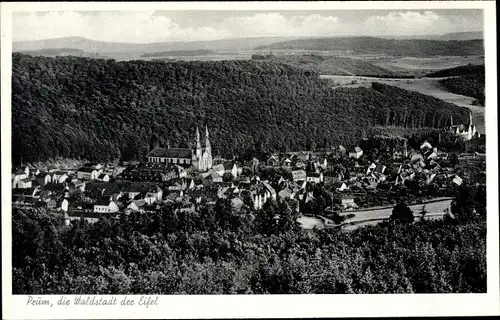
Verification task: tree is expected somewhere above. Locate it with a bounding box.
[390,201,414,223]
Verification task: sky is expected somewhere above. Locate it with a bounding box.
[12,9,483,43]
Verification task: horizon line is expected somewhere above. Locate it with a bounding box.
[13,30,484,45]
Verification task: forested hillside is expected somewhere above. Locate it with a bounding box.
[251,54,403,77]
[255,37,484,57]
[12,54,468,165]
[426,64,485,106]
[12,185,486,294]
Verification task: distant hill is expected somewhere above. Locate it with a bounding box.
[251,53,404,77]
[383,31,483,41]
[12,36,307,54]
[141,49,217,58]
[12,53,469,165]
[425,64,485,78]
[255,37,484,57]
[437,31,483,41]
[17,48,106,59]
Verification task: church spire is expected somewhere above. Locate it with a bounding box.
[204,124,211,149]
[469,112,473,126]
[194,126,201,149]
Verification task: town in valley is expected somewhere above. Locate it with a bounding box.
[9,7,490,296]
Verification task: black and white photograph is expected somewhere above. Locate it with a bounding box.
[1,1,498,319]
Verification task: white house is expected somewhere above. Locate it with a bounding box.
[97,173,110,182]
[93,200,119,213]
[77,167,99,180]
[211,164,225,177]
[17,178,32,189]
[12,170,28,188]
[420,140,432,150]
[348,147,363,159]
[52,172,69,184]
[223,162,238,178]
[291,170,307,182]
[61,199,69,212]
[127,200,146,212]
[306,172,323,183]
[452,175,463,186]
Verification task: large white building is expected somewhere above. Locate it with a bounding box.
[448,112,479,141]
[146,125,213,172]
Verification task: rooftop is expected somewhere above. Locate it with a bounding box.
[147,147,191,159]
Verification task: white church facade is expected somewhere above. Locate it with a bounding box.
[146,125,213,172]
[448,112,479,141]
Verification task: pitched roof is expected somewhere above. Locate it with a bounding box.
[147,147,191,159]
[223,161,236,170]
[78,167,97,173]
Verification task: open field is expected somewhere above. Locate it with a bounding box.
[370,55,484,76]
[321,75,485,134]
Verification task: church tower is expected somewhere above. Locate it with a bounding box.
[204,124,213,170]
[192,126,202,170]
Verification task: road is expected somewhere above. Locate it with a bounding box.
[298,198,453,231]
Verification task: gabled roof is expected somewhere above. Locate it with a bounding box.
[223,161,236,170]
[147,147,191,159]
[78,167,97,173]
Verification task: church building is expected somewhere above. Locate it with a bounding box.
[146,125,213,172]
[448,112,479,141]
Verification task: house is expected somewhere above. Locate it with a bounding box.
[282,157,292,167]
[93,200,120,213]
[12,169,28,188]
[33,172,51,186]
[267,155,280,167]
[324,175,341,186]
[13,186,41,198]
[316,157,328,169]
[452,175,463,186]
[393,149,403,160]
[144,186,163,204]
[223,161,238,178]
[230,197,244,212]
[77,167,99,180]
[410,153,424,164]
[306,172,323,184]
[97,173,110,182]
[291,170,307,182]
[211,164,225,177]
[210,172,223,183]
[420,140,432,150]
[127,200,147,212]
[16,178,32,189]
[278,187,295,201]
[262,182,277,201]
[60,199,69,212]
[348,146,363,159]
[340,195,358,210]
[52,171,69,184]
[336,145,347,156]
[333,181,348,192]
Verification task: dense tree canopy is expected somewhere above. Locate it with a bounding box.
[12,185,486,294]
[12,54,468,165]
